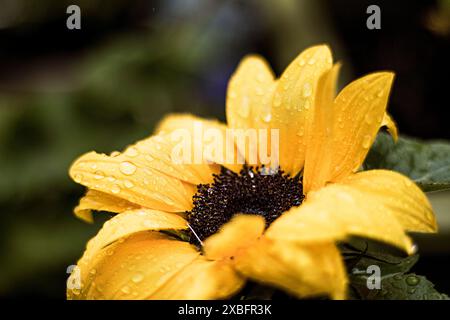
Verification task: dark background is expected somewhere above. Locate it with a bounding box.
[0,0,448,298]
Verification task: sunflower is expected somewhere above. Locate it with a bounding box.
[67,45,437,300]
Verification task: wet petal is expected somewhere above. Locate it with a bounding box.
[69,150,195,212]
[303,64,341,193]
[327,72,395,183]
[270,45,333,176]
[234,238,347,299]
[68,208,189,299]
[226,55,278,167]
[342,170,436,233]
[203,214,265,260]
[150,258,245,299]
[267,182,415,254]
[155,113,242,173]
[74,189,140,223]
[68,232,199,300]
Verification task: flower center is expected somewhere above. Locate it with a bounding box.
[186,165,304,244]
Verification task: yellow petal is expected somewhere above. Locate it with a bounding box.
[69,150,194,212]
[342,170,436,233]
[234,238,347,299]
[266,182,415,254]
[155,113,242,173]
[83,209,187,262]
[382,112,398,141]
[150,258,245,299]
[74,189,140,223]
[226,55,278,167]
[303,64,341,193]
[68,232,199,300]
[203,214,265,260]
[68,208,189,299]
[327,72,395,183]
[270,45,333,176]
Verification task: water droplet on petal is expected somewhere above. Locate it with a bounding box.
[94,171,105,180]
[362,135,371,149]
[298,59,305,66]
[71,288,81,296]
[238,96,250,118]
[308,58,316,65]
[273,92,282,107]
[74,174,83,183]
[110,151,120,157]
[121,286,131,294]
[261,113,272,123]
[120,161,137,175]
[296,127,305,137]
[131,273,144,283]
[304,100,311,110]
[255,86,264,96]
[125,147,139,157]
[124,180,134,189]
[228,90,237,99]
[111,184,121,194]
[302,83,312,98]
[364,114,373,124]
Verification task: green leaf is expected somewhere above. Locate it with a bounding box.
[341,238,418,275]
[351,273,449,300]
[364,133,450,192]
[342,238,449,300]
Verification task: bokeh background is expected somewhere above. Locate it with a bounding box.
[0,0,449,298]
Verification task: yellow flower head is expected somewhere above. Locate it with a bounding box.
[67,45,437,300]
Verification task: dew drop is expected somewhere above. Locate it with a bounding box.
[273,92,282,107]
[111,184,121,194]
[71,288,81,296]
[145,154,154,162]
[120,161,137,175]
[255,86,264,96]
[362,135,371,149]
[238,96,250,118]
[302,82,312,98]
[125,147,139,157]
[74,173,83,183]
[121,286,131,294]
[94,171,105,180]
[364,114,373,124]
[124,180,134,189]
[296,127,305,137]
[406,275,420,286]
[110,151,120,157]
[228,90,237,99]
[308,57,316,65]
[132,273,144,284]
[304,100,311,110]
[261,113,272,123]
[256,72,265,82]
[298,59,305,66]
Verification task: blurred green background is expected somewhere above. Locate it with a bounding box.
[0,0,449,298]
